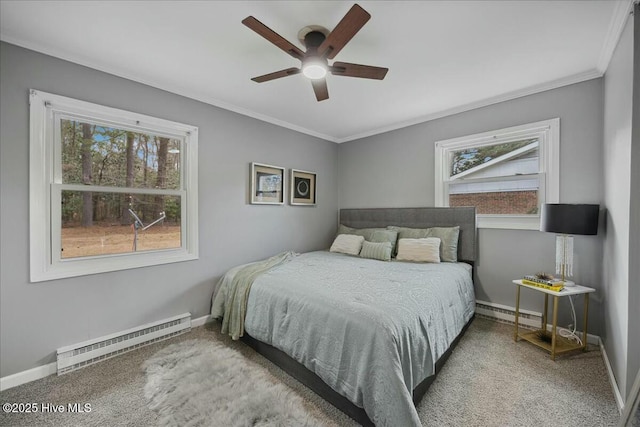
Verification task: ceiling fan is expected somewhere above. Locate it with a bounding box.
[242,3,388,102]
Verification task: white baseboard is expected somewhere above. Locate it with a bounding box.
[0,313,214,392]
[599,338,624,412]
[191,314,213,327]
[0,362,57,392]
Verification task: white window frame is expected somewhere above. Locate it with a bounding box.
[434,118,559,230]
[29,89,199,282]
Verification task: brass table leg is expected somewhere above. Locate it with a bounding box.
[551,295,559,360]
[582,293,590,351]
[514,285,521,341]
[542,294,549,332]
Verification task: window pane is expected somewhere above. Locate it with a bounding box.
[61,191,181,259]
[450,138,538,178]
[449,178,539,215]
[60,119,181,190]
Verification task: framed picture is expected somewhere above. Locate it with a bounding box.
[251,163,285,205]
[290,169,316,206]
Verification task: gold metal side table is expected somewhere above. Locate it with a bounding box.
[512,279,595,360]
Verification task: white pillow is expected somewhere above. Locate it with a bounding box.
[330,234,365,256]
[396,238,441,263]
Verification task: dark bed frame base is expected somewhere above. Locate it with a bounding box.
[241,315,475,426]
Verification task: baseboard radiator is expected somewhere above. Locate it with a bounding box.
[57,312,191,375]
[475,300,542,329]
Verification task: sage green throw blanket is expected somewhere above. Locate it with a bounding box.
[211,251,297,340]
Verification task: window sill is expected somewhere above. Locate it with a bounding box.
[477,215,540,230]
[30,249,198,282]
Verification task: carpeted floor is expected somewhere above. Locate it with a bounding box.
[0,318,620,427]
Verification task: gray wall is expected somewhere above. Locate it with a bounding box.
[603,13,634,401]
[0,42,339,378]
[338,78,605,333]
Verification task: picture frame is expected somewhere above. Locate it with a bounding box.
[251,162,285,205]
[290,169,317,206]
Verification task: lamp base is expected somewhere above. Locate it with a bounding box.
[563,280,576,287]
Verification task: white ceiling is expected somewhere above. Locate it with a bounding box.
[0,1,632,142]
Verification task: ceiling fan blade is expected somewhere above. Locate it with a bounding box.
[330,62,388,80]
[251,68,301,83]
[317,4,371,59]
[242,16,304,60]
[311,79,329,101]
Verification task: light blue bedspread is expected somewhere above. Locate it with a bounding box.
[214,251,475,426]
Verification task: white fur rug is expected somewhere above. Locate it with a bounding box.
[143,339,319,427]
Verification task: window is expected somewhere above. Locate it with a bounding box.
[435,119,559,229]
[29,90,199,282]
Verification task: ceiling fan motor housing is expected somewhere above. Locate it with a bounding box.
[304,30,326,51]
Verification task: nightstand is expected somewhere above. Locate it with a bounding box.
[512,279,595,360]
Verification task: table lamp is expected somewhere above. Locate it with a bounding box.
[540,204,599,286]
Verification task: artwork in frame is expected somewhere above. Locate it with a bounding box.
[290,169,316,206]
[251,163,285,205]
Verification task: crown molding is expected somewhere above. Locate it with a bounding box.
[0,34,606,145]
[596,0,635,74]
[335,69,603,143]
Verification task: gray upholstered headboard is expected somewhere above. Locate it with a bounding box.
[339,207,477,262]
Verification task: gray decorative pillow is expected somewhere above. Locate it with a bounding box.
[337,225,398,250]
[387,226,429,257]
[426,226,460,263]
[387,225,460,262]
[387,225,430,239]
[359,241,393,261]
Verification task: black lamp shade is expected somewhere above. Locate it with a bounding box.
[540,204,599,235]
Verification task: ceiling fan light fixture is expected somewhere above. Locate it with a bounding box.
[302,57,327,79]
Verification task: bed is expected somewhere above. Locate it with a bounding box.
[211,207,477,426]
